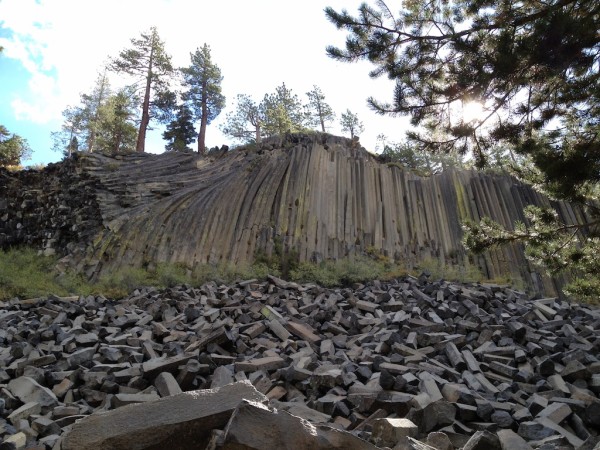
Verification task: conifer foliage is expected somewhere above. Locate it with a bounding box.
[305,85,336,133]
[52,77,138,157]
[0,125,31,167]
[326,0,600,299]
[181,44,225,154]
[340,109,364,139]
[262,83,307,137]
[221,84,308,144]
[162,103,196,152]
[221,95,265,144]
[109,26,176,153]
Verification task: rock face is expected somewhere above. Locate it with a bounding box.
[0,133,590,293]
[1,276,600,449]
[61,381,268,450]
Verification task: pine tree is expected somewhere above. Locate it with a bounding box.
[53,82,138,156]
[305,85,335,133]
[53,71,112,155]
[340,109,364,139]
[79,70,111,153]
[0,125,31,167]
[181,44,225,154]
[95,88,138,154]
[109,26,175,153]
[381,139,465,176]
[51,106,84,157]
[163,103,196,152]
[222,84,308,144]
[262,83,307,137]
[221,94,265,144]
[67,137,79,156]
[326,0,600,299]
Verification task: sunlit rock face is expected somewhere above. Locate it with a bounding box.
[0,133,588,294]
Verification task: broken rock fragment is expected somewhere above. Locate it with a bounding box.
[221,399,379,450]
[61,381,267,450]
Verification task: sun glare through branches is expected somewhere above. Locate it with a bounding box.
[461,101,485,124]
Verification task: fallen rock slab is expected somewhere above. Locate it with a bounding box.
[61,381,268,450]
[7,377,58,409]
[221,399,379,450]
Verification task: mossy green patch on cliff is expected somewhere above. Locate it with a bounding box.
[453,173,469,222]
[253,235,298,279]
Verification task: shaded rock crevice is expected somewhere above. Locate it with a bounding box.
[0,156,103,261]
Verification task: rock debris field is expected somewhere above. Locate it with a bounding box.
[1,275,600,449]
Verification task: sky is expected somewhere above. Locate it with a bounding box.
[0,0,412,166]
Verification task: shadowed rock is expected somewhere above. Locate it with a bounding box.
[221,400,379,450]
[61,381,268,450]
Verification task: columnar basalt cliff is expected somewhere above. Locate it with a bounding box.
[0,133,589,293]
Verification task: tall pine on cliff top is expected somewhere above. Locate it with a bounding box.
[306,85,336,133]
[262,83,307,137]
[181,44,225,154]
[340,109,364,139]
[109,26,175,153]
[326,0,600,299]
[221,94,265,144]
[79,71,111,153]
[222,85,308,144]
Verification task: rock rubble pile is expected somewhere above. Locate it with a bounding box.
[1,275,600,449]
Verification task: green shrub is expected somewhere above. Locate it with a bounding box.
[0,246,528,302]
[290,256,395,287]
[290,261,341,287]
[155,263,190,287]
[414,257,484,283]
[0,248,61,299]
[0,247,94,299]
[254,237,298,279]
[95,267,153,299]
[189,261,275,286]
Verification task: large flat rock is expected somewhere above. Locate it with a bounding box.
[61,381,268,450]
[221,400,379,450]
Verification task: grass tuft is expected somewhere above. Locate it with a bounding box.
[0,246,530,301]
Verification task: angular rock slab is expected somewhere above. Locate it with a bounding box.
[8,376,58,408]
[61,381,267,450]
[221,399,378,450]
[371,418,418,447]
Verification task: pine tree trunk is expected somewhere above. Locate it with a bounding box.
[255,123,262,144]
[317,103,325,132]
[136,48,154,153]
[88,130,96,153]
[198,80,208,154]
[88,73,108,153]
[68,128,74,158]
[114,131,122,154]
[197,119,207,154]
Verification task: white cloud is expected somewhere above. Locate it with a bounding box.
[1,0,411,159]
[11,71,62,123]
